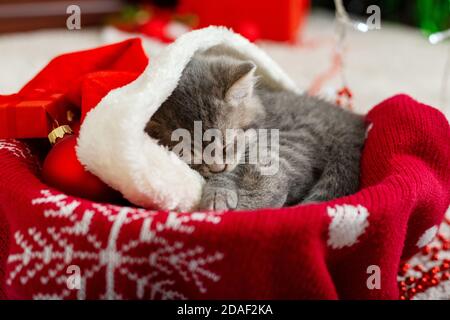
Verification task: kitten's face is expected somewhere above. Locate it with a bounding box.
[145,52,264,177]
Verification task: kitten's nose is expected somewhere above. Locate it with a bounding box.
[208,163,226,173]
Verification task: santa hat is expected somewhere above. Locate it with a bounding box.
[77,26,299,212]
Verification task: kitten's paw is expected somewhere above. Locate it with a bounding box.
[199,187,238,211]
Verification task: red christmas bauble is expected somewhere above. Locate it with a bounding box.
[42,132,118,202]
[71,121,81,134]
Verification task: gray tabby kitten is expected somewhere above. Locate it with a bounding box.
[145,48,366,211]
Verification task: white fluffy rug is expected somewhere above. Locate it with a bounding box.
[0,11,448,119]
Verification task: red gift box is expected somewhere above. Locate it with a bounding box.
[177,0,310,42]
[0,93,78,139]
[0,38,148,139]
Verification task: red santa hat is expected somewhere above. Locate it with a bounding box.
[76,26,299,212]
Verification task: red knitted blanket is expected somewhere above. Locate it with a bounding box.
[0,94,449,299]
[0,39,449,299]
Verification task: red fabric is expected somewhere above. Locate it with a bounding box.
[0,38,148,138]
[0,94,449,299]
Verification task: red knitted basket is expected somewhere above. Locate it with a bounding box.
[0,94,449,300]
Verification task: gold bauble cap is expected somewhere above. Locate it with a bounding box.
[48,125,73,145]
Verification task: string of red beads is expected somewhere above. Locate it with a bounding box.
[398,216,450,300]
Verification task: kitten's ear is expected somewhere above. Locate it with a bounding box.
[145,120,161,137]
[225,62,257,106]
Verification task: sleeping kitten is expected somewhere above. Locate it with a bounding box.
[145,49,366,210]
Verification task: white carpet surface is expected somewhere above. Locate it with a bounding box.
[0,11,448,118]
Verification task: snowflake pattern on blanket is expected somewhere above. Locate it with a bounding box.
[0,139,33,160]
[6,189,224,300]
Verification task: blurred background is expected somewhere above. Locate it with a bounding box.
[0,0,449,116]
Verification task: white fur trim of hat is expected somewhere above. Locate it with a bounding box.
[76,26,299,212]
